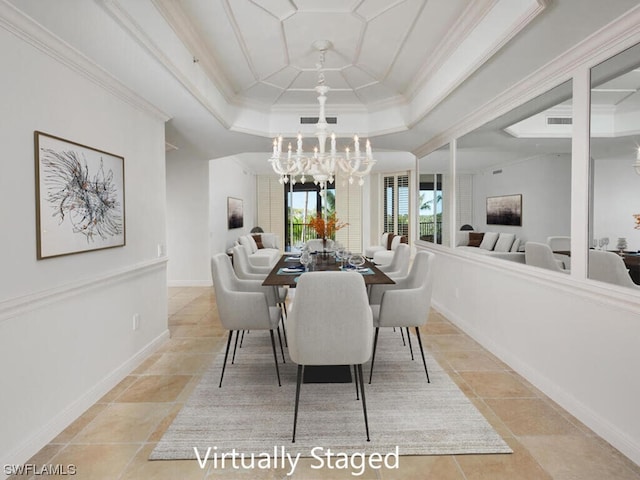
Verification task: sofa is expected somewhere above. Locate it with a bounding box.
[236,233,281,267]
[456,231,525,263]
[365,233,408,266]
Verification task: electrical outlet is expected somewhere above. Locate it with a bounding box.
[133,314,140,331]
[157,243,166,257]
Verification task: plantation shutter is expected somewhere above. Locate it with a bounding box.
[335,172,362,253]
[256,175,285,248]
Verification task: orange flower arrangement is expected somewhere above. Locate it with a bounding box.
[634,214,640,230]
[308,213,348,239]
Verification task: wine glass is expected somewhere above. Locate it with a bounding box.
[602,237,609,251]
[335,247,345,268]
[348,253,366,270]
[300,251,311,271]
[598,238,605,250]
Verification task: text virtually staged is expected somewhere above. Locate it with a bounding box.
[193,445,401,476]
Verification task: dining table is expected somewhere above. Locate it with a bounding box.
[261,252,396,288]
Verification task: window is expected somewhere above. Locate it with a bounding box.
[383,173,410,237]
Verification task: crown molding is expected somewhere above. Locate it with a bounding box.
[100,0,234,129]
[0,0,170,122]
[413,3,640,158]
[406,0,497,99]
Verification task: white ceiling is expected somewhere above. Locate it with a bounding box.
[6,0,640,173]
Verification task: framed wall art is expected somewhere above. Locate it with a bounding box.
[227,197,244,229]
[34,131,126,259]
[486,194,522,226]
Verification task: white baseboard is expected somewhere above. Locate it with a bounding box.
[0,329,170,478]
[432,300,640,467]
[167,280,212,287]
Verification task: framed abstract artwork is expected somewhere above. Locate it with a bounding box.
[227,197,244,229]
[486,194,522,226]
[34,131,126,259]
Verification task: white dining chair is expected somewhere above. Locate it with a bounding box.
[210,253,285,387]
[376,243,411,278]
[288,271,374,443]
[588,250,639,289]
[547,236,571,269]
[525,242,570,273]
[368,251,435,383]
[232,245,289,320]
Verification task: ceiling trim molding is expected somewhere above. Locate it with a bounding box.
[408,0,547,131]
[406,0,497,99]
[0,0,170,122]
[101,0,236,129]
[151,0,237,101]
[413,3,640,158]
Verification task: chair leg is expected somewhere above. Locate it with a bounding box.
[406,327,414,360]
[357,364,371,442]
[399,327,406,346]
[353,365,359,400]
[415,327,430,383]
[277,326,286,363]
[239,330,245,348]
[280,310,288,347]
[292,365,303,443]
[219,330,233,388]
[269,330,282,387]
[368,327,380,384]
[231,330,241,364]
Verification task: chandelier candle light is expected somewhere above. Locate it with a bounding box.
[269,40,376,188]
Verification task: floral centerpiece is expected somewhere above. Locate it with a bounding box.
[308,213,348,244]
[634,214,640,230]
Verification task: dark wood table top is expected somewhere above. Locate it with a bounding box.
[262,254,395,287]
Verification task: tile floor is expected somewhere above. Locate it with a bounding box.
[12,286,640,479]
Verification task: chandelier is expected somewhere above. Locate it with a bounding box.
[269,40,376,187]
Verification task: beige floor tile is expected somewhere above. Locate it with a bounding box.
[131,353,162,374]
[72,403,172,443]
[485,398,581,436]
[422,321,461,335]
[455,437,552,480]
[114,375,192,403]
[162,337,222,354]
[51,404,109,444]
[144,353,214,375]
[423,334,483,352]
[520,435,640,480]
[47,443,141,480]
[439,350,506,372]
[459,371,538,399]
[147,403,185,443]
[379,455,464,479]
[469,397,513,438]
[121,443,206,480]
[96,375,138,403]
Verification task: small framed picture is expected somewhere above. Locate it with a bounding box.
[227,197,244,229]
[35,131,126,259]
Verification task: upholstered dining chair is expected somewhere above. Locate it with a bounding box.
[368,251,435,384]
[376,243,411,278]
[547,236,571,269]
[588,250,639,289]
[525,242,570,273]
[210,253,284,387]
[288,271,374,443]
[233,245,289,320]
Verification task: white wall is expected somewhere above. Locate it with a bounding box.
[428,248,640,465]
[209,157,257,257]
[166,149,211,286]
[0,20,168,468]
[593,154,640,251]
[471,154,572,243]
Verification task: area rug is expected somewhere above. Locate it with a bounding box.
[150,328,512,460]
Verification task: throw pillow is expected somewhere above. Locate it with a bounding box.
[468,232,485,247]
[251,234,264,249]
[479,231,499,250]
[494,233,516,252]
[510,238,521,252]
[246,235,258,254]
[386,233,397,250]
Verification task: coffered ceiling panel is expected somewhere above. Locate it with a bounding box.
[289,70,351,90]
[341,66,377,90]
